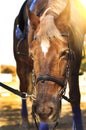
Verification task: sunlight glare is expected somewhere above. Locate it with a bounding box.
[79,0,86,9]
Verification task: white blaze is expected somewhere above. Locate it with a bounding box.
[41,39,50,57]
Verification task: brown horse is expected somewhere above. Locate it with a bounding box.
[13,0,33,128]
[13,0,86,129]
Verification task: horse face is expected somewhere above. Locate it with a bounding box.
[27,0,70,122]
[29,26,69,122]
[30,34,69,122]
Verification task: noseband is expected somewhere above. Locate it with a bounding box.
[37,74,64,87]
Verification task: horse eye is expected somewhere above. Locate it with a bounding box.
[61,33,69,37]
[60,50,69,58]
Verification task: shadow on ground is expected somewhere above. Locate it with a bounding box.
[0,103,86,130]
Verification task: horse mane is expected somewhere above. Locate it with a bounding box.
[18,0,33,32]
[68,1,84,51]
[18,0,28,31]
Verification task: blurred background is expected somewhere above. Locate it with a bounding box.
[0,0,26,82]
[0,0,24,66]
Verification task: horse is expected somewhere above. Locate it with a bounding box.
[13,0,86,129]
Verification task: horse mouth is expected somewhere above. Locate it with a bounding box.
[38,113,59,124]
[35,107,59,123]
[38,108,54,122]
[39,115,50,122]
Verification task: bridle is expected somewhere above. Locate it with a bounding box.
[37,75,64,87]
[31,36,74,130]
[36,49,72,101]
[34,32,73,101]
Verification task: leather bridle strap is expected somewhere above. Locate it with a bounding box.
[36,74,64,88]
[36,75,73,104]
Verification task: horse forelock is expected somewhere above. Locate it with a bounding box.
[37,14,66,57]
[34,0,68,57]
[38,14,65,41]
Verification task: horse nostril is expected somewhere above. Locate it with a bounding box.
[37,106,54,120]
[32,101,55,121]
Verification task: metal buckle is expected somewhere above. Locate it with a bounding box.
[22,92,28,99]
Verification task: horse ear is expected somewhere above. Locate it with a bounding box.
[26,5,40,30]
[55,0,70,29]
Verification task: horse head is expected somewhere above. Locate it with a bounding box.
[27,0,71,123]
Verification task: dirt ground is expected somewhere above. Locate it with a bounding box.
[0,75,86,130]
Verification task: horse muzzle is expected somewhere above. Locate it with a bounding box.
[32,100,61,122]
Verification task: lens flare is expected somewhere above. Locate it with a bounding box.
[75,0,86,19]
[79,0,86,9]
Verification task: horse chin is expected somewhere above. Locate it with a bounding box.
[40,118,50,123]
[39,111,59,123]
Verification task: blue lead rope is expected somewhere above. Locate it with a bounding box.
[39,123,49,130]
